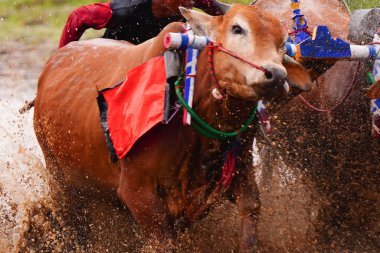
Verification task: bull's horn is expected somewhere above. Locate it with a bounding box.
[212,0,232,14]
[250,0,258,4]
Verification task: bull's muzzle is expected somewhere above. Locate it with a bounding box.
[262,65,289,94]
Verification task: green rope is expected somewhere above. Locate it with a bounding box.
[367,72,376,86]
[174,75,257,140]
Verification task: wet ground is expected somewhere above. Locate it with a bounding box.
[0,41,51,252]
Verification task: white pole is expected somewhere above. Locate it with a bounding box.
[370,33,380,136]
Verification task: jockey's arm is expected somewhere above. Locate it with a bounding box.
[59,0,222,48]
[58,3,112,48]
[193,0,223,15]
[152,0,222,18]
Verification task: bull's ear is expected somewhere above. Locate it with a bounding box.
[283,55,312,92]
[179,7,220,40]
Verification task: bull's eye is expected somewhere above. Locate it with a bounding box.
[232,25,244,35]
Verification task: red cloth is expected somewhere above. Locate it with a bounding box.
[101,56,167,159]
[58,0,221,48]
[59,3,112,48]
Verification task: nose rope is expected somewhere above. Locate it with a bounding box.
[207,42,270,98]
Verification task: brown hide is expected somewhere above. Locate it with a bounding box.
[34,2,310,251]
[34,4,314,251]
[34,22,185,193]
[254,1,380,252]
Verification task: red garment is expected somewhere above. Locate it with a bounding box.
[59,3,112,48]
[101,56,167,159]
[59,1,221,48]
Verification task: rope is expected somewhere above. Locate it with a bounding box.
[207,43,224,93]
[208,42,270,76]
[174,75,257,140]
[207,42,270,97]
[298,61,361,112]
[288,27,312,37]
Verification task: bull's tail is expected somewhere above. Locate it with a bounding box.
[19,98,35,114]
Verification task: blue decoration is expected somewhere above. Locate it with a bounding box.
[180,34,189,49]
[298,26,351,59]
[290,0,311,43]
[285,42,295,57]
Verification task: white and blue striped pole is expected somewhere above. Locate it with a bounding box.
[370,32,380,136]
[285,41,380,60]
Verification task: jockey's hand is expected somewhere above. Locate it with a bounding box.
[152,0,193,18]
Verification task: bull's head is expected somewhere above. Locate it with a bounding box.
[180,2,311,101]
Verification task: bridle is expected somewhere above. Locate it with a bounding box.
[173,41,271,140]
[207,42,271,97]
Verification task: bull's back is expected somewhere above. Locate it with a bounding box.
[34,40,132,190]
[34,22,185,191]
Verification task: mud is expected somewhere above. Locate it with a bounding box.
[259,61,380,252]
[1,41,379,252]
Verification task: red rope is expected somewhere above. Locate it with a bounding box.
[207,42,270,93]
[207,43,224,93]
[209,42,270,75]
[298,61,361,112]
[218,150,235,188]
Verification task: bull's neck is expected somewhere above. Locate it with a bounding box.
[191,48,258,134]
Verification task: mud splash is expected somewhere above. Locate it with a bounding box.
[0,40,318,252]
[0,41,52,252]
[1,39,379,252]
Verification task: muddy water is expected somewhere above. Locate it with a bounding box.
[0,42,51,252]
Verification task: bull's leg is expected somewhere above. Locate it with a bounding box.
[234,166,261,252]
[117,160,176,246]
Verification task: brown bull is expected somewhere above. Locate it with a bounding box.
[34,3,311,251]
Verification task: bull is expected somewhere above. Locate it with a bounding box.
[33,2,311,251]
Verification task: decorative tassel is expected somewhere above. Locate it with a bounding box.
[219,150,236,188]
[218,139,241,188]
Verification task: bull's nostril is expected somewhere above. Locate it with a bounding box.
[265,71,273,80]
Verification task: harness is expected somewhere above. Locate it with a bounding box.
[167,27,272,190]
[172,33,269,140]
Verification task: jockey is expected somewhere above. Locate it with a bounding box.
[58,0,222,48]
